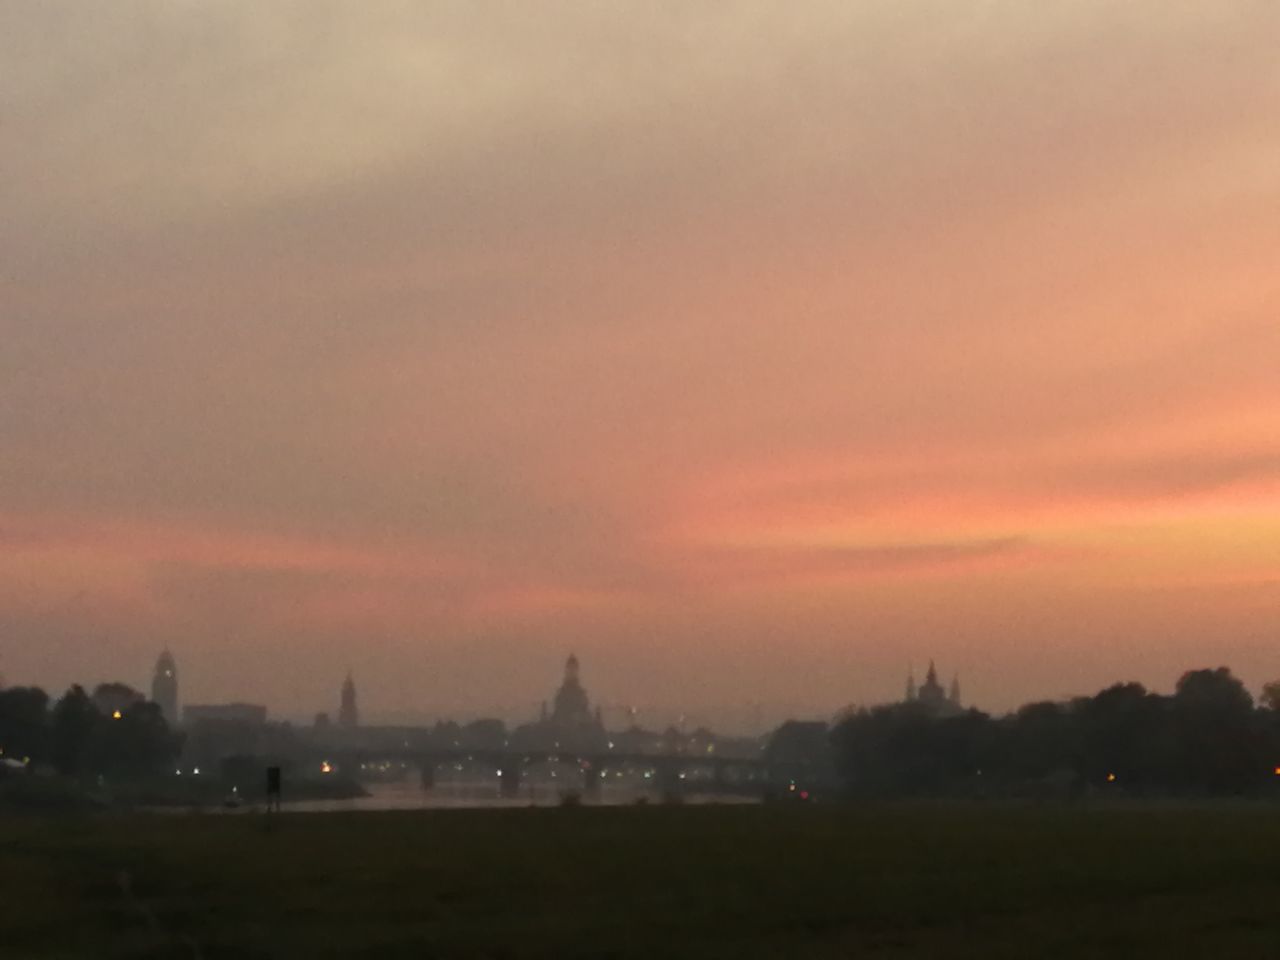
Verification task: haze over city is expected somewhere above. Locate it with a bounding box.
[3,3,1278,728]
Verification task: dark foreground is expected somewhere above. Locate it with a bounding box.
[5,804,1280,959]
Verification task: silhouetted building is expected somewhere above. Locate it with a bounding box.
[151,650,179,728]
[183,703,268,726]
[552,654,593,728]
[511,654,606,751]
[181,705,282,772]
[904,661,963,717]
[339,672,358,729]
[459,718,507,750]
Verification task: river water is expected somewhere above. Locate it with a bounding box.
[281,773,760,813]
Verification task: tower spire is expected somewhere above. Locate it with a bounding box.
[151,649,179,728]
[339,671,358,729]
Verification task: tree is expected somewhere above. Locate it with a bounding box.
[0,686,50,765]
[1174,668,1253,716]
[1001,700,1078,782]
[52,685,99,777]
[830,667,1280,798]
[1074,683,1173,790]
[1171,668,1263,793]
[765,721,831,766]
[1260,681,1280,713]
[92,701,182,778]
[831,704,991,797]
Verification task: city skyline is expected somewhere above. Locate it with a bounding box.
[30,648,896,734]
[3,3,1278,724]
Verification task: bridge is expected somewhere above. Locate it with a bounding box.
[328,744,817,801]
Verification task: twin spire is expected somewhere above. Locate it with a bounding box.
[905,659,962,710]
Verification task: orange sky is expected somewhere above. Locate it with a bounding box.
[2,3,1277,730]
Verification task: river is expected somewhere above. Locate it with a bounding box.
[280,772,761,813]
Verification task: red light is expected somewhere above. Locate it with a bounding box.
[799,791,809,801]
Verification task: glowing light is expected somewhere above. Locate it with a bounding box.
[112,710,122,720]
[193,767,201,775]
[320,761,333,774]
[1106,773,1117,783]
[1273,766,1280,776]
[800,791,810,801]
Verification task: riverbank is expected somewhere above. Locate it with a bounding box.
[0,771,367,812]
[6,803,1280,958]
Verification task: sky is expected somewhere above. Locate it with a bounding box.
[2,2,1278,731]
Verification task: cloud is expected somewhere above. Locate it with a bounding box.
[1,2,1278,717]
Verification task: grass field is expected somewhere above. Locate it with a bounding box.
[4,803,1280,958]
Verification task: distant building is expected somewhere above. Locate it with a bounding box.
[904,661,963,717]
[511,654,606,751]
[151,650,179,727]
[182,703,273,772]
[183,703,268,726]
[339,673,358,729]
[551,654,596,729]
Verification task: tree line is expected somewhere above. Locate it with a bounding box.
[8,665,1280,797]
[830,667,1280,797]
[0,684,182,780]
